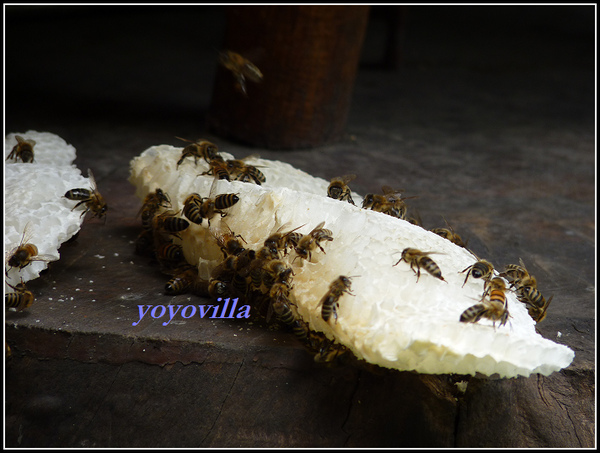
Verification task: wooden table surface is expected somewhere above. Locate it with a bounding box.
[5,6,595,448]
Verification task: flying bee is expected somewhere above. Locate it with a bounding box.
[318,276,355,323]
[5,280,35,311]
[6,135,36,163]
[175,137,220,167]
[64,168,108,220]
[152,210,190,239]
[219,50,264,96]
[5,223,55,276]
[362,186,417,220]
[394,247,446,283]
[327,174,357,205]
[460,259,494,287]
[294,221,334,262]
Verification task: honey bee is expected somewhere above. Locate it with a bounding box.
[5,223,55,276]
[318,276,355,323]
[208,279,230,299]
[175,137,220,167]
[261,259,294,290]
[313,339,350,364]
[461,278,510,328]
[459,298,510,329]
[430,217,468,248]
[264,223,305,258]
[499,258,531,287]
[5,280,35,311]
[460,259,494,287]
[202,157,231,181]
[189,178,240,227]
[182,193,204,225]
[224,156,266,185]
[394,248,446,283]
[156,242,185,266]
[294,221,334,261]
[197,193,240,226]
[270,290,309,342]
[213,222,247,258]
[521,292,553,323]
[139,188,171,230]
[164,264,199,295]
[219,50,264,96]
[64,168,108,220]
[6,135,36,163]
[152,210,190,238]
[362,186,417,220]
[327,174,357,205]
[482,277,508,300]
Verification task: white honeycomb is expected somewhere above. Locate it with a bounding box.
[4,131,90,291]
[129,144,574,378]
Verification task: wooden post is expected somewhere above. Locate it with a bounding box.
[207,6,371,150]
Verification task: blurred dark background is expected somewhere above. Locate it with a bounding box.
[5,5,594,144]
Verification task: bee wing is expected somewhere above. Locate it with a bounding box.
[284,223,307,237]
[241,153,262,162]
[518,257,528,271]
[207,174,220,199]
[311,221,326,234]
[6,222,35,262]
[242,61,263,82]
[31,254,57,263]
[19,221,35,247]
[381,185,404,195]
[86,168,99,192]
[175,136,195,145]
[342,174,357,184]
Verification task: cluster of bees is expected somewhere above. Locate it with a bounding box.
[5,164,108,313]
[325,173,553,329]
[133,138,357,363]
[132,136,556,365]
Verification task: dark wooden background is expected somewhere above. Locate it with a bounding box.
[5,5,595,447]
